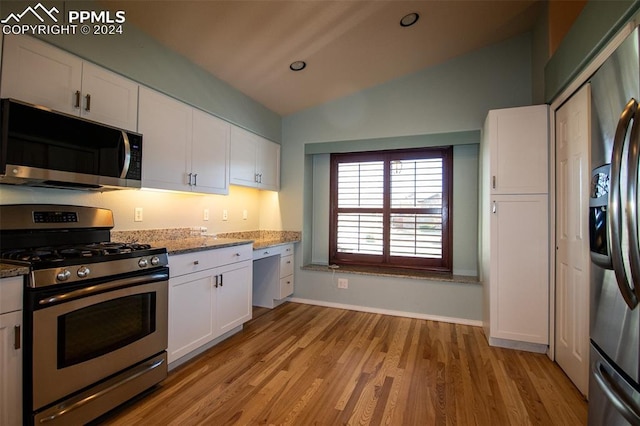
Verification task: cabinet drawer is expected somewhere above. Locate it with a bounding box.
[170,251,216,277]
[170,244,253,278]
[279,276,294,299]
[0,276,23,314]
[253,243,294,261]
[280,255,294,278]
[216,244,253,266]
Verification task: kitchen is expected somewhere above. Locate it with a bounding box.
[0,0,638,424]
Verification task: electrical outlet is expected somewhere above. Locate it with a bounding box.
[222,209,228,221]
[243,209,248,220]
[203,209,209,221]
[134,207,143,222]
[338,278,348,289]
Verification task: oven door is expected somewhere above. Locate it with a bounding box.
[29,270,168,411]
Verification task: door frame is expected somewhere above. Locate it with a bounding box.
[547,22,634,361]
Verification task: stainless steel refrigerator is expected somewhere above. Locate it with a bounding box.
[588,26,640,425]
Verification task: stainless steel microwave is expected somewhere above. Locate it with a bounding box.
[0,98,142,190]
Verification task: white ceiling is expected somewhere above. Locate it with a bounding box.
[101,1,542,116]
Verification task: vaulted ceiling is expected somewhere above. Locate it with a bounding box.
[102,1,543,116]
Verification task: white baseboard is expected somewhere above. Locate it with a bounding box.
[288,297,483,327]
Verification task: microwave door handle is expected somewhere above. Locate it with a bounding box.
[627,108,640,298]
[119,130,132,179]
[609,98,638,308]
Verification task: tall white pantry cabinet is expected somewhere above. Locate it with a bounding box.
[480,105,550,352]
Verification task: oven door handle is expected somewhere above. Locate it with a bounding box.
[38,272,168,306]
[38,357,165,423]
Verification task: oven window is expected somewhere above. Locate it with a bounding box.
[57,293,156,368]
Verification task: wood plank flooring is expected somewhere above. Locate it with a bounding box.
[99,302,588,425]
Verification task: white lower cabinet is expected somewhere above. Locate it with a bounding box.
[0,276,23,426]
[483,194,549,348]
[253,244,295,308]
[168,244,252,364]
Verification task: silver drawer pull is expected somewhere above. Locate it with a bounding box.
[234,253,240,257]
[193,260,199,265]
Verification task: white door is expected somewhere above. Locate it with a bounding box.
[490,194,549,344]
[168,270,215,364]
[1,35,82,115]
[0,310,22,426]
[215,260,252,335]
[80,62,139,131]
[192,108,230,194]
[138,87,192,192]
[555,83,591,396]
[230,126,259,187]
[257,138,281,191]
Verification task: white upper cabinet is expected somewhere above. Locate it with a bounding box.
[484,105,549,194]
[230,126,280,191]
[191,108,230,194]
[138,87,230,195]
[1,35,138,131]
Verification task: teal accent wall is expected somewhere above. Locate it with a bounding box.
[280,33,534,322]
[545,0,640,103]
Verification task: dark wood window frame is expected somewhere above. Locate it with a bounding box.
[329,146,453,273]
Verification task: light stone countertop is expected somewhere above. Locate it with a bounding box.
[1,263,29,279]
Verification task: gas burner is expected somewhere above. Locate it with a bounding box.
[1,242,155,264]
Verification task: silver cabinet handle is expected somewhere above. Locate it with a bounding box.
[492,201,496,214]
[492,175,496,189]
[220,274,223,287]
[85,93,91,111]
[193,173,198,186]
[214,275,219,288]
[188,172,193,186]
[74,90,81,109]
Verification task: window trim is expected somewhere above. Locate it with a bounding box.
[329,146,453,273]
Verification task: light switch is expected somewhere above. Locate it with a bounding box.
[134,207,143,222]
[222,209,228,221]
[203,209,209,221]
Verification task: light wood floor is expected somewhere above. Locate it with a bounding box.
[99,302,588,425]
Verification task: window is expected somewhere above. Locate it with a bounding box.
[329,147,453,272]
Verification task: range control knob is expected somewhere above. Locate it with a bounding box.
[138,258,149,268]
[77,266,91,278]
[57,269,71,282]
[150,256,160,266]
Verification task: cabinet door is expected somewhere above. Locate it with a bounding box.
[0,310,22,426]
[230,126,259,187]
[215,260,252,336]
[487,105,548,194]
[191,109,230,194]
[257,138,281,191]
[139,87,192,192]
[80,62,138,131]
[168,270,215,364]
[1,34,82,115]
[490,194,548,344]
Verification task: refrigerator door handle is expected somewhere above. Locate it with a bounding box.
[593,360,640,425]
[609,98,638,308]
[627,107,640,297]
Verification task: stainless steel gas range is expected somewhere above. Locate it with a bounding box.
[0,204,169,425]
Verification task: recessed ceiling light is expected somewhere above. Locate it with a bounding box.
[289,61,307,71]
[400,12,419,27]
